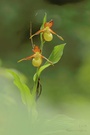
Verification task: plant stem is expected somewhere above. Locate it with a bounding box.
[32,68,39,99]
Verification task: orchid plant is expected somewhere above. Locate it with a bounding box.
[9,13,66,117]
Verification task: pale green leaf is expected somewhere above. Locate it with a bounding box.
[36,114,88,135]
[8,70,34,109]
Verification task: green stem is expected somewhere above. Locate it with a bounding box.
[32,13,47,99]
[32,68,39,99]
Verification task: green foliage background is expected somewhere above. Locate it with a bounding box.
[0,0,90,134]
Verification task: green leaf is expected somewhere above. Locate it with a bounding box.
[36,114,88,135]
[33,44,66,81]
[39,44,65,75]
[40,12,47,30]
[8,70,34,110]
[40,13,47,49]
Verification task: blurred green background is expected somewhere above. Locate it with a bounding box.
[0,0,90,134]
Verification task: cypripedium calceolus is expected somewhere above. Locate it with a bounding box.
[30,20,64,41]
[18,46,53,67]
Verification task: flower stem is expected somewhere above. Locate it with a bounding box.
[32,68,39,99]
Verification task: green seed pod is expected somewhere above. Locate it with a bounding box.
[43,32,53,41]
[32,58,42,67]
